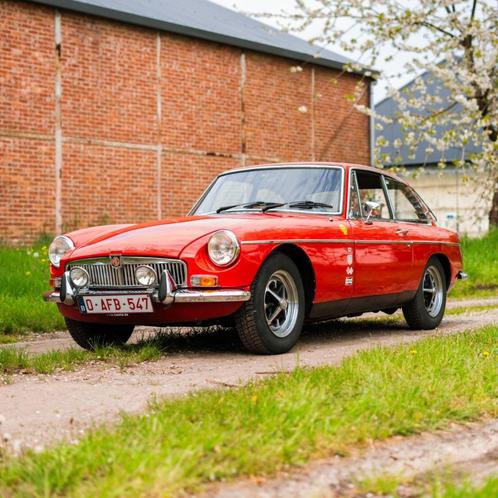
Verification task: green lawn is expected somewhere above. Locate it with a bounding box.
[358,472,498,498]
[0,244,64,335]
[0,229,496,335]
[451,228,498,298]
[0,342,161,377]
[0,325,496,497]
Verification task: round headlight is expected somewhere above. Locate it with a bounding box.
[48,235,75,267]
[135,265,157,286]
[207,230,240,267]
[70,267,89,288]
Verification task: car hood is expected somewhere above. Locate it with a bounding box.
[64,214,315,261]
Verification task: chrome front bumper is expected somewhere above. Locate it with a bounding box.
[43,270,251,305]
[457,271,469,280]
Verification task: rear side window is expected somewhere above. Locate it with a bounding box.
[354,170,392,220]
[384,177,428,223]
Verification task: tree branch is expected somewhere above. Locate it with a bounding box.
[416,21,456,38]
[470,0,478,22]
[421,101,458,123]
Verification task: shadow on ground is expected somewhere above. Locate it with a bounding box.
[127,314,408,357]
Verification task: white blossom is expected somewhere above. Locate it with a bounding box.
[271,0,497,224]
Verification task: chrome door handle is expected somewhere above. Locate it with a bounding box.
[396,229,409,236]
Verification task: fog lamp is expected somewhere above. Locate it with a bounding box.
[135,265,157,286]
[70,267,89,288]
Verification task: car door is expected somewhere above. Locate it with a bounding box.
[383,175,434,290]
[348,169,414,307]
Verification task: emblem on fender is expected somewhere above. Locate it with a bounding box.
[110,255,122,269]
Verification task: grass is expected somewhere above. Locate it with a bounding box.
[446,304,498,316]
[356,472,408,495]
[450,228,498,298]
[0,244,64,335]
[432,475,498,498]
[0,343,162,377]
[0,325,496,497]
[356,473,498,498]
[0,228,496,335]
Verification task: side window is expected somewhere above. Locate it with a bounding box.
[355,170,392,220]
[384,177,428,223]
[348,171,362,218]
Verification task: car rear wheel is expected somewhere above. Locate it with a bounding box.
[235,252,305,354]
[402,257,447,330]
[65,318,134,351]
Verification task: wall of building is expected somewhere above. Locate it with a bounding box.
[403,168,489,236]
[0,1,370,244]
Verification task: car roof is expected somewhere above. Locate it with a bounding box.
[218,162,398,178]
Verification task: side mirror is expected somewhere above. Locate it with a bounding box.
[364,201,381,224]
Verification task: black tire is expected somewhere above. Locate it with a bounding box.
[65,318,134,351]
[235,252,305,354]
[402,257,447,330]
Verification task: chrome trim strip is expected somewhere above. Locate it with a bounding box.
[457,271,468,280]
[43,289,251,304]
[67,256,183,266]
[241,239,355,245]
[172,289,251,303]
[241,239,459,246]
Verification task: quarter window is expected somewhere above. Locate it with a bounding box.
[384,177,428,223]
[348,171,362,218]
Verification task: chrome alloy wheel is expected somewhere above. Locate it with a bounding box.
[422,266,444,317]
[264,269,299,338]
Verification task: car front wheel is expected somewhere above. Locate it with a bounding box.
[402,257,447,329]
[65,318,134,351]
[235,252,305,354]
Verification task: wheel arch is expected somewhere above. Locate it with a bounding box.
[432,253,452,289]
[270,243,316,317]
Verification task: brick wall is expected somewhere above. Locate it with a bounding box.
[0,0,371,244]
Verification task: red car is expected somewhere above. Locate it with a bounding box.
[44,163,466,354]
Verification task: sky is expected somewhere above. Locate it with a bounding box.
[211,0,417,103]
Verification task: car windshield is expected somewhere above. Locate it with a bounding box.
[193,167,343,215]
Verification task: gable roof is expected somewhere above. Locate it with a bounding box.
[375,69,481,166]
[31,0,370,74]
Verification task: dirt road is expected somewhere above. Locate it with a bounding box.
[205,419,498,498]
[1,306,497,454]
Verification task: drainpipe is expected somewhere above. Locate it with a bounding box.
[369,79,376,166]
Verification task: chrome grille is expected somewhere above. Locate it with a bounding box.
[67,258,187,288]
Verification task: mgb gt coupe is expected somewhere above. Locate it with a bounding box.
[44,163,466,354]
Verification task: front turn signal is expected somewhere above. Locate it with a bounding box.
[190,275,219,288]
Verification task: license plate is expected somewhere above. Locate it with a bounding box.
[79,295,153,314]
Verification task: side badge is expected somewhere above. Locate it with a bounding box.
[345,277,353,286]
[339,223,348,235]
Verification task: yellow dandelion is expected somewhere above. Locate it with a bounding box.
[251,394,258,405]
[410,349,417,355]
[482,351,490,357]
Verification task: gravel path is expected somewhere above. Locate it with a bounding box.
[204,419,498,497]
[8,297,498,355]
[0,305,497,453]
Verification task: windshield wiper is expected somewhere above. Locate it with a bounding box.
[263,200,334,212]
[216,201,284,213]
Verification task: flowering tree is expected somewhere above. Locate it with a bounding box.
[279,0,497,226]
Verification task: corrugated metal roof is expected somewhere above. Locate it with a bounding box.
[375,70,480,166]
[30,0,368,74]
